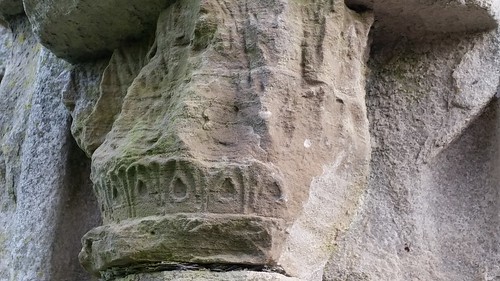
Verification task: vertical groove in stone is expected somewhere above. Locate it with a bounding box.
[49,138,101,281]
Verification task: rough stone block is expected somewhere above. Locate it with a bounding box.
[23,0,174,61]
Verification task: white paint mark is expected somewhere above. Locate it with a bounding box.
[304,139,312,148]
[259,110,272,120]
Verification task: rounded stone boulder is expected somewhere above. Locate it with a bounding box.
[23,0,173,62]
[346,0,499,42]
[0,0,23,20]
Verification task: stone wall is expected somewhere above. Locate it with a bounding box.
[0,0,498,280]
[0,15,101,281]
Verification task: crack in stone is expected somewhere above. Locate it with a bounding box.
[101,262,289,281]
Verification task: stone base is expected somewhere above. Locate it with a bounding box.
[115,270,303,281]
[79,214,287,276]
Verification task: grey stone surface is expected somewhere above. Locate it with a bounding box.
[0,17,100,281]
[346,0,499,43]
[0,19,11,79]
[325,102,500,281]
[324,15,500,281]
[23,0,173,61]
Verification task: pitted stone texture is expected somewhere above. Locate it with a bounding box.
[80,0,372,280]
[0,17,100,281]
[324,25,500,281]
[23,0,173,61]
[326,103,500,281]
[115,271,302,281]
[346,0,499,43]
[0,0,23,20]
[79,214,286,277]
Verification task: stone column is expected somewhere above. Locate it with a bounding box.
[67,0,373,280]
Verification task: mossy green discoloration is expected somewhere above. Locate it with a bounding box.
[91,0,205,220]
[193,13,218,51]
[80,214,286,278]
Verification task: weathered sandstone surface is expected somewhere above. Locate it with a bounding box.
[0,0,498,281]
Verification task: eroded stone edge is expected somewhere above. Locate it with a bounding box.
[79,214,287,278]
